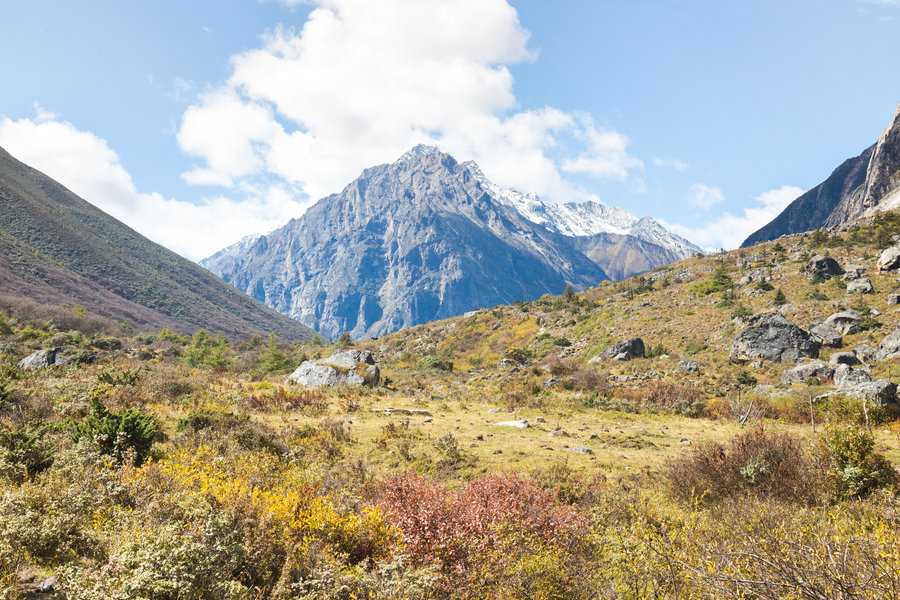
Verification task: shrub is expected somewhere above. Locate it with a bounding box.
[754,280,774,292]
[692,263,733,296]
[97,367,140,386]
[773,288,787,306]
[182,330,231,368]
[552,336,572,347]
[730,304,753,318]
[0,422,56,481]
[71,390,160,465]
[736,370,758,387]
[818,426,896,500]
[665,428,821,504]
[419,355,453,372]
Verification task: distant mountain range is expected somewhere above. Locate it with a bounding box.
[744,100,900,246]
[203,146,700,339]
[0,146,314,340]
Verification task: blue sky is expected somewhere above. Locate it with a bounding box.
[1,0,899,258]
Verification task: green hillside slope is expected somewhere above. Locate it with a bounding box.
[0,147,313,339]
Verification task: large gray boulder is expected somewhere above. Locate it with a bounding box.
[834,364,897,405]
[829,351,861,366]
[846,278,874,294]
[289,349,380,388]
[877,245,900,272]
[600,338,645,361]
[809,323,842,347]
[842,264,866,281]
[780,361,835,385]
[824,310,862,335]
[730,314,819,363]
[875,327,900,361]
[806,255,844,280]
[16,348,61,370]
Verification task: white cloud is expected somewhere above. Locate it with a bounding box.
[664,185,804,250]
[177,0,642,203]
[0,114,308,260]
[684,183,724,210]
[653,156,689,171]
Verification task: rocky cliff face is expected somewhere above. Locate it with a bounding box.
[203,148,608,339]
[744,101,900,247]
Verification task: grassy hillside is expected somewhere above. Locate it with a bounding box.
[0,147,313,340]
[2,213,900,598]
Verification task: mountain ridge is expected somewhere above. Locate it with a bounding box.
[0,146,315,340]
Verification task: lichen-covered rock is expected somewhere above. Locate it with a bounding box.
[809,323,843,347]
[877,244,900,272]
[824,310,862,335]
[846,278,874,294]
[829,352,861,366]
[289,350,380,388]
[834,364,897,405]
[805,255,844,280]
[600,338,645,361]
[780,361,835,385]
[730,314,819,363]
[16,348,61,370]
[875,327,900,361]
[679,360,699,374]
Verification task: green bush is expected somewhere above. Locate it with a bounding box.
[691,263,733,296]
[0,422,56,481]
[419,356,453,372]
[730,304,753,318]
[736,370,758,387]
[182,330,231,368]
[819,426,896,500]
[552,337,572,347]
[71,391,160,465]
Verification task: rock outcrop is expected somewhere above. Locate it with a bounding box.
[833,364,897,406]
[730,314,819,363]
[825,310,862,335]
[289,350,380,388]
[600,338,645,361]
[743,100,900,246]
[878,244,900,272]
[17,348,61,370]
[809,323,843,347]
[805,255,844,280]
[847,278,874,294]
[780,361,835,385]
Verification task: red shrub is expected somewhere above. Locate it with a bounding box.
[379,473,587,573]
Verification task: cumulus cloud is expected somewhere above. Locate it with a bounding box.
[653,157,689,171]
[0,114,309,260]
[663,185,804,250]
[177,0,642,202]
[684,183,724,210]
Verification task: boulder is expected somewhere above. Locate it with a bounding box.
[854,344,876,362]
[834,365,897,405]
[846,278,874,294]
[806,255,844,280]
[600,338,645,361]
[730,314,819,363]
[889,294,900,306]
[875,327,900,361]
[679,360,699,374]
[809,323,842,347]
[829,352,860,366]
[877,244,900,272]
[737,269,767,286]
[780,361,835,385]
[16,348,61,370]
[824,310,862,335]
[842,264,866,281]
[289,350,380,388]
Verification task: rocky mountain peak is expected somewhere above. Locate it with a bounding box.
[396,144,444,163]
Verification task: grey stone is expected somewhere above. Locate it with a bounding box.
[809,323,843,347]
[36,577,57,593]
[289,350,379,388]
[854,344,876,362]
[829,352,860,366]
[875,327,900,361]
[834,365,897,405]
[846,278,874,294]
[824,310,862,335]
[679,360,699,374]
[806,255,844,280]
[16,348,61,370]
[833,364,872,387]
[842,264,867,281]
[780,361,835,385]
[878,245,900,272]
[600,337,645,361]
[730,314,819,363]
[566,445,592,454]
[889,294,900,306]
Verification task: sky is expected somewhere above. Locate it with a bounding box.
[1,0,899,259]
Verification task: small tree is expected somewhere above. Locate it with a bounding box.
[773,288,787,306]
[337,332,353,349]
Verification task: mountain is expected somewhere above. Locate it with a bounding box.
[202,147,609,339]
[0,146,314,340]
[743,101,900,246]
[462,160,701,264]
